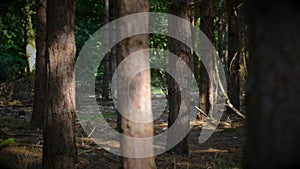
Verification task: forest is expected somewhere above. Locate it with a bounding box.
[0,0,300,169]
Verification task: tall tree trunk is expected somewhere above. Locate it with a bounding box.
[167,0,191,155]
[31,0,46,129]
[237,0,247,113]
[42,0,77,168]
[109,0,117,75]
[101,0,110,101]
[199,0,215,118]
[227,0,240,115]
[24,0,36,73]
[218,0,225,65]
[116,0,156,168]
[244,1,300,168]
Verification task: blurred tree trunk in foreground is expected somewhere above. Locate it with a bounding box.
[244,1,300,168]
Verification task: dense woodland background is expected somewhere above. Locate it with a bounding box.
[0,0,300,169]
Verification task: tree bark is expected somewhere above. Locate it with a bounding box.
[199,0,215,118]
[101,0,110,101]
[116,0,156,168]
[244,1,300,168]
[31,0,46,129]
[227,0,240,115]
[42,0,77,168]
[167,0,191,155]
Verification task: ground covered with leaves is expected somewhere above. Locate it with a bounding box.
[0,100,244,169]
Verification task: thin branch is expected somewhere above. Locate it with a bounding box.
[215,59,246,119]
[194,106,208,117]
[88,127,96,137]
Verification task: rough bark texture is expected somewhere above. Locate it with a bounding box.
[42,0,77,168]
[116,0,156,168]
[31,0,46,129]
[244,1,300,168]
[167,0,191,155]
[227,0,240,115]
[199,0,214,117]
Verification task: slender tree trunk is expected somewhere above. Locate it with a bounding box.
[237,0,247,113]
[167,0,191,155]
[244,1,300,168]
[218,0,225,65]
[23,0,36,74]
[24,0,36,73]
[199,0,215,118]
[109,0,117,75]
[227,0,240,115]
[116,0,156,168]
[31,0,46,129]
[101,0,110,101]
[42,0,77,168]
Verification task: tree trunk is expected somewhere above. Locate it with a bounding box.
[237,0,247,113]
[31,0,46,129]
[167,0,191,155]
[217,0,225,65]
[24,0,36,73]
[199,0,215,118]
[116,0,156,168]
[227,0,240,115]
[244,1,300,168]
[101,0,110,101]
[109,0,117,75]
[42,0,77,168]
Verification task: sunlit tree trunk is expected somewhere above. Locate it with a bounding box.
[116,0,156,168]
[23,0,36,73]
[244,1,300,168]
[42,0,77,168]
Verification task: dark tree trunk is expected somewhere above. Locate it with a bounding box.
[237,0,247,113]
[227,0,240,115]
[167,0,191,155]
[42,0,77,168]
[101,0,110,101]
[109,0,117,75]
[244,1,300,168]
[31,0,46,129]
[116,0,156,168]
[199,0,215,118]
[217,0,225,65]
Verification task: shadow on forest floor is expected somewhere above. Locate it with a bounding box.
[0,100,244,169]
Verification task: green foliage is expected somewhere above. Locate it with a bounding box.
[224,127,237,132]
[150,0,168,13]
[0,138,16,147]
[75,0,104,56]
[0,0,35,82]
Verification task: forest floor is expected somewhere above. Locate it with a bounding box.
[0,97,244,169]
